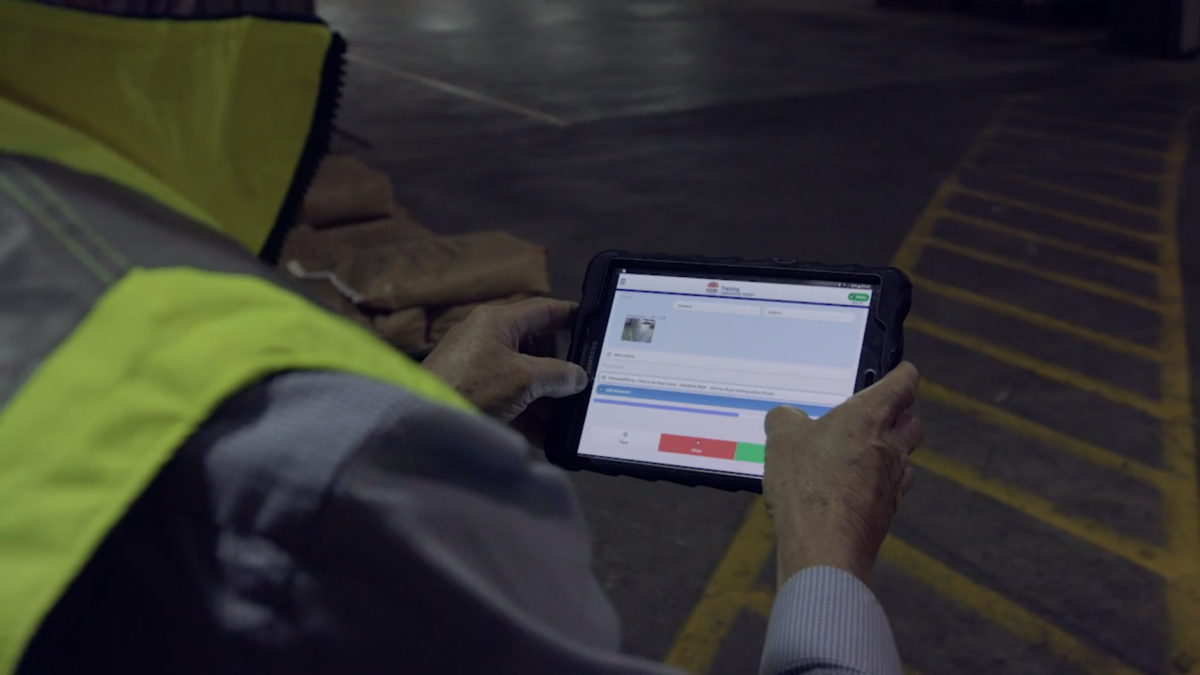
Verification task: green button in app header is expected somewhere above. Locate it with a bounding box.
[848,293,870,302]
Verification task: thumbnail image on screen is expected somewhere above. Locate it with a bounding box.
[578,272,875,478]
[621,317,656,344]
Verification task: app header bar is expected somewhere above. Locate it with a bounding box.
[617,273,873,306]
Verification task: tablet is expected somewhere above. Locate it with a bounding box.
[546,251,911,493]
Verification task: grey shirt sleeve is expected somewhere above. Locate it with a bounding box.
[283,372,679,674]
[760,568,904,675]
[21,370,901,675]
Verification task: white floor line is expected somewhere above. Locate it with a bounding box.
[347,53,571,128]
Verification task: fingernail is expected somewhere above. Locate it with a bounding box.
[571,365,589,392]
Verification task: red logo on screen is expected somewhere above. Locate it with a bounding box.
[706,281,719,292]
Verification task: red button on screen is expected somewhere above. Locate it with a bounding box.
[658,434,738,460]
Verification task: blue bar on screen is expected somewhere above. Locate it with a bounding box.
[593,399,740,417]
[594,385,833,417]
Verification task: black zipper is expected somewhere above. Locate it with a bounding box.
[259,30,347,265]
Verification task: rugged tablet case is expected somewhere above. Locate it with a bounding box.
[546,250,912,493]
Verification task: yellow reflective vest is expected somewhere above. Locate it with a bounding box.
[0,3,471,671]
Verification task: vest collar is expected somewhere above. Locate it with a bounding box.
[0,0,344,257]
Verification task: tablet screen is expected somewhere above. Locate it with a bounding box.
[577,271,876,478]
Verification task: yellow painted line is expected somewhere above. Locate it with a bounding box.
[920,381,1174,489]
[935,210,1163,274]
[964,166,1165,218]
[742,590,775,619]
[664,498,775,673]
[919,238,1167,314]
[664,98,1190,673]
[662,136,964,672]
[660,116,974,672]
[913,448,1194,577]
[346,54,571,128]
[978,141,1165,182]
[879,537,1150,675]
[953,187,1165,244]
[993,125,1170,160]
[1156,117,1200,675]
[911,275,1167,363]
[892,177,962,272]
[1001,111,1174,141]
[908,317,1180,420]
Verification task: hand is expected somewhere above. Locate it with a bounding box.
[422,298,589,423]
[762,362,923,588]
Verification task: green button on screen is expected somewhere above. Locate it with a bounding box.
[848,292,869,302]
[735,442,765,464]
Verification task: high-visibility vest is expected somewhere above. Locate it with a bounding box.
[0,3,472,672]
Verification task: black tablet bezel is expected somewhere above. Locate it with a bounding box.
[546,252,911,493]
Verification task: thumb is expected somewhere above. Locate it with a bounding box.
[523,356,590,400]
[847,361,920,426]
[764,404,812,438]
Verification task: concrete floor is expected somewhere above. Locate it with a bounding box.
[320,1,1200,673]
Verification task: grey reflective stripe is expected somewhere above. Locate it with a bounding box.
[0,161,111,405]
[5,156,291,280]
[0,154,311,406]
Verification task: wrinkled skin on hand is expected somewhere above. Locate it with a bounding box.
[763,362,923,588]
[422,298,589,424]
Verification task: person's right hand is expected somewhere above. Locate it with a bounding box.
[763,362,922,589]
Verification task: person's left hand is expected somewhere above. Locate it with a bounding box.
[422,298,589,423]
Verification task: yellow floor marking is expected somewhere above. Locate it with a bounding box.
[952,187,1165,243]
[346,54,571,128]
[964,166,1165,218]
[1156,118,1200,675]
[921,379,1176,482]
[993,125,1169,160]
[935,210,1163,274]
[665,128,970,674]
[1001,111,1174,141]
[918,238,1166,313]
[742,590,775,619]
[913,448,1194,577]
[920,381,1175,489]
[663,105,974,674]
[891,179,961,271]
[911,275,1167,362]
[908,317,1179,420]
[665,98,1197,674]
[664,498,775,673]
[879,537,1150,675]
[972,144,1166,182]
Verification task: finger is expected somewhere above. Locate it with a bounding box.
[892,410,924,457]
[519,330,560,358]
[493,299,578,343]
[764,405,811,438]
[850,361,920,426]
[523,355,590,400]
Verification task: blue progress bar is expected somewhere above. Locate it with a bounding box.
[594,398,739,417]
[595,385,833,417]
